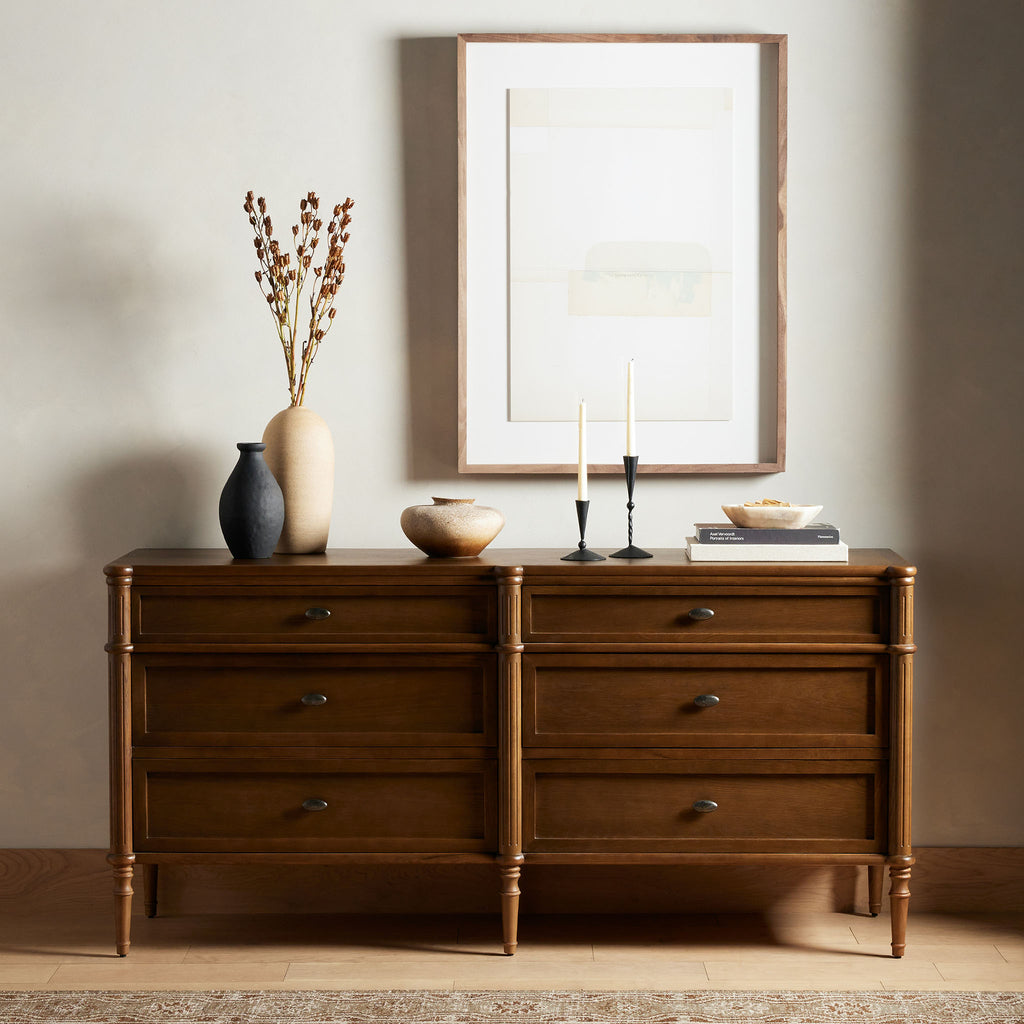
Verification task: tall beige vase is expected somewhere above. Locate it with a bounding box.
[261,406,334,553]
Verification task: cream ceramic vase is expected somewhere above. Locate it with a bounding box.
[261,405,334,553]
[400,497,504,557]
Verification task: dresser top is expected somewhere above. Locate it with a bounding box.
[105,548,914,582]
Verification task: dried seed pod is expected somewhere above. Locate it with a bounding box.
[245,189,352,406]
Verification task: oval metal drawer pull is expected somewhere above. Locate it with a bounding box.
[693,694,720,708]
[687,607,715,621]
[692,799,719,813]
[304,607,331,620]
[300,693,328,706]
[301,798,328,812]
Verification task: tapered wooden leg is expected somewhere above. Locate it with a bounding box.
[868,864,884,916]
[142,864,159,919]
[108,853,135,956]
[888,863,912,957]
[499,859,523,955]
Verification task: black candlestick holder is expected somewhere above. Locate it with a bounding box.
[610,455,652,559]
[561,499,605,561]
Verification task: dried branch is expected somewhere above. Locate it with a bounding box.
[244,190,353,406]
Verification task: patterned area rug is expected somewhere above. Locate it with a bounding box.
[1,990,1023,1023]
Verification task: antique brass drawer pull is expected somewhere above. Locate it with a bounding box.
[693,694,720,708]
[692,799,719,813]
[300,693,328,706]
[687,607,715,621]
[304,607,332,620]
[301,798,328,812]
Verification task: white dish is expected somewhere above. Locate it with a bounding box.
[721,503,823,529]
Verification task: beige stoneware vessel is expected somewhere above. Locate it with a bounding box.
[262,406,334,553]
[400,497,505,557]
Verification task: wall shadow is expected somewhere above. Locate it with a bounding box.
[72,449,213,556]
[907,2,1024,840]
[1,187,223,844]
[398,37,461,481]
[0,449,212,845]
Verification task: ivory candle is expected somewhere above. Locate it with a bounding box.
[626,360,637,456]
[577,399,588,501]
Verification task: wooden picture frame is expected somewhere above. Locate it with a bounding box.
[458,33,787,474]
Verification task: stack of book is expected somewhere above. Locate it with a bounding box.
[686,523,849,562]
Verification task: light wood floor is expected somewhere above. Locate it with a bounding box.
[1,907,1023,992]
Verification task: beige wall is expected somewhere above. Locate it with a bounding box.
[0,0,1021,847]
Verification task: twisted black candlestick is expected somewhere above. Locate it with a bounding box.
[610,455,652,558]
[561,499,605,561]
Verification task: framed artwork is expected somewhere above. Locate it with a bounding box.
[457,33,787,474]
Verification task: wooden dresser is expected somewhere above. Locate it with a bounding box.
[105,548,915,958]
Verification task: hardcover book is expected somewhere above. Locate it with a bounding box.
[686,538,850,562]
[693,523,841,544]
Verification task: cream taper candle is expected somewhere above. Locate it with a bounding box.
[626,360,637,456]
[577,399,588,501]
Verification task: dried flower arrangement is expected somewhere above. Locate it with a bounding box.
[244,190,354,406]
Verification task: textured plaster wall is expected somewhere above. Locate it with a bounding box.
[0,0,1021,847]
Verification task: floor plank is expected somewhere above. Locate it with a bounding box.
[2,908,1024,991]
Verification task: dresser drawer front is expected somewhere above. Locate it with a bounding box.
[524,654,888,748]
[524,760,886,854]
[133,586,496,643]
[133,759,497,853]
[524,587,883,643]
[133,654,496,747]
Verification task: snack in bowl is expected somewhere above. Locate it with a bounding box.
[722,501,823,529]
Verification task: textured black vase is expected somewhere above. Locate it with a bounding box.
[218,442,285,559]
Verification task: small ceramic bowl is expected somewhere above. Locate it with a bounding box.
[721,503,823,529]
[400,497,505,557]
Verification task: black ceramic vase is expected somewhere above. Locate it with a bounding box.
[218,442,285,559]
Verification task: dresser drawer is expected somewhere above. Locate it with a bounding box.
[132,653,496,747]
[133,758,497,853]
[523,587,883,643]
[524,654,888,748]
[133,586,496,643]
[524,759,886,854]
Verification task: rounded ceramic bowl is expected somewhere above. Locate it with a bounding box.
[721,503,823,529]
[400,497,505,557]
